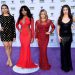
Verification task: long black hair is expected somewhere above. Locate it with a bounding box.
[1,4,10,15]
[17,5,33,24]
[58,5,73,25]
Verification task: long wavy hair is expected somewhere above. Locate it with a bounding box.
[17,5,33,24]
[1,4,10,15]
[58,5,73,25]
[39,9,48,21]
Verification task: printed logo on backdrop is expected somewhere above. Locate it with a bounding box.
[50,13,54,17]
[1,0,6,4]
[41,6,43,9]
[11,0,14,4]
[71,6,75,9]
[50,32,54,37]
[60,0,66,2]
[72,12,74,16]
[20,0,25,4]
[51,0,54,3]
[31,0,34,3]
[11,7,15,11]
[30,7,34,10]
[39,0,44,3]
[51,39,54,43]
[72,0,75,2]
[30,6,35,16]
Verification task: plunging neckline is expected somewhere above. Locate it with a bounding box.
[62,20,71,24]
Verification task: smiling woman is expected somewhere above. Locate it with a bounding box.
[0,4,16,67]
[35,9,55,70]
[13,5,39,74]
[57,5,75,72]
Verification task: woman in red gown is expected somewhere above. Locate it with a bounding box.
[35,9,55,70]
[13,6,39,74]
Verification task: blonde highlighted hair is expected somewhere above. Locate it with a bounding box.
[39,9,48,20]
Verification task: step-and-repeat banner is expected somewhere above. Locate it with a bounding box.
[0,0,75,47]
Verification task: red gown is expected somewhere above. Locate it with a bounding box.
[16,17,37,68]
[35,19,55,70]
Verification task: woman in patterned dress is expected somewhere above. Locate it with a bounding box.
[35,9,55,70]
[0,4,16,67]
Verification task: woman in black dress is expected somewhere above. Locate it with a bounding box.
[0,4,16,67]
[57,5,75,72]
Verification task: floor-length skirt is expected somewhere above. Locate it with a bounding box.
[13,29,39,74]
[38,35,51,70]
[60,36,73,72]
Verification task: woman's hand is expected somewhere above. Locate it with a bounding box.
[0,27,3,31]
[19,29,21,32]
[58,35,62,43]
[31,38,34,43]
[36,38,38,42]
[45,32,50,35]
[13,38,16,42]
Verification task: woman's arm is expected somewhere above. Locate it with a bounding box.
[57,25,60,37]
[49,20,55,34]
[72,17,75,29]
[57,25,62,42]
[31,18,34,38]
[73,17,75,22]
[16,20,22,32]
[0,16,3,31]
[16,22,19,30]
[35,21,39,39]
[31,18,34,42]
[46,20,55,35]
[12,16,16,38]
[0,16,1,38]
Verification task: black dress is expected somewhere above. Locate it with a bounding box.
[0,15,16,41]
[59,20,73,72]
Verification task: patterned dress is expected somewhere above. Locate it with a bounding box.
[35,19,55,70]
[0,15,16,41]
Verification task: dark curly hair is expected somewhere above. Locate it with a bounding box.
[17,5,33,24]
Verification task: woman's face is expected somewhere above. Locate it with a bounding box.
[1,6,9,14]
[40,11,46,19]
[63,7,68,15]
[21,8,27,16]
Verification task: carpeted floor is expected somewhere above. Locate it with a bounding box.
[0,47,75,75]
